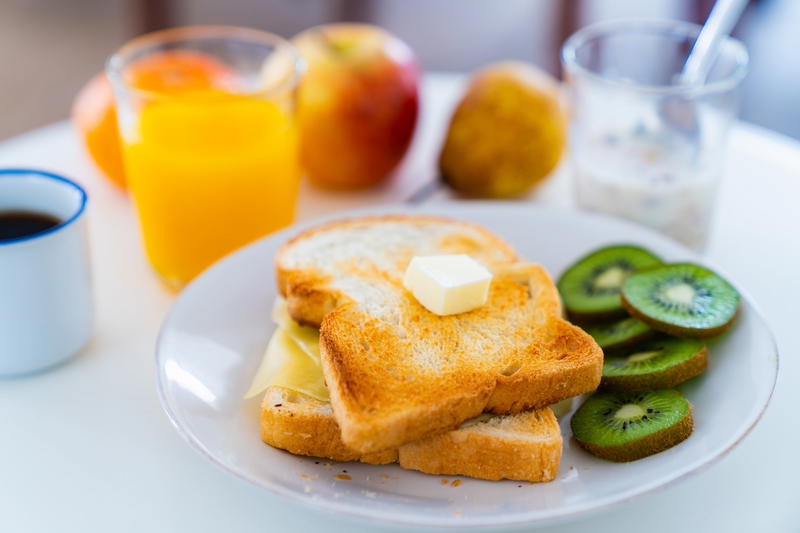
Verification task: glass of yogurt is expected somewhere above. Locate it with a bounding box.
[562,20,748,250]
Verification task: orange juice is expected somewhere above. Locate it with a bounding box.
[108,27,303,289]
[122,91,300,287]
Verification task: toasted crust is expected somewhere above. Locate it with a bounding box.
[260,388,396,464]
[398,409,562,481]
[276,216,602,453]
[261,387,562,482]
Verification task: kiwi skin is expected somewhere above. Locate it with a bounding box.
[601,345,708,393]
[568,306,626,323]
[583,317,654,351]
[621,292,737,339]
[600,327,653,351]
[558,245,663,323]
[574,404,694,462]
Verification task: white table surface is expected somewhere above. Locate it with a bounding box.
[1,74,798,533]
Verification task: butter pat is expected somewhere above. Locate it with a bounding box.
[403,254,492,315]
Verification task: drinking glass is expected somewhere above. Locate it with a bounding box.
[108,26,303,289]
[562,20,748,250]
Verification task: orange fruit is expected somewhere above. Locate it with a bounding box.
[124,50,239,93]
[72,73,127,188]
[71,51,238,189]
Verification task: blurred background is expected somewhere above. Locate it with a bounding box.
[1,0,798,141]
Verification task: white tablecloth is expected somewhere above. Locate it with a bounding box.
[1,75,798,532]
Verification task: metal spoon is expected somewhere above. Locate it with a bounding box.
[681,0,749,85]
[658,0,748,141]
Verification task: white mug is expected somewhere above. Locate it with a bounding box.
[0,169,93,375]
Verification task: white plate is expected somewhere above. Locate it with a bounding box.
[156,203,777,529]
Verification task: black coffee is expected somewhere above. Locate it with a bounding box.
[0,211,61,241]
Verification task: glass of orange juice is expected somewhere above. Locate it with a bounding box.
[107,26,302,289]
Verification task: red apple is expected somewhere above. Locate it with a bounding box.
[292,23,420,189]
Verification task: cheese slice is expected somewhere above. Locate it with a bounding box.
[244,300,328,401]
[272,299,321,364]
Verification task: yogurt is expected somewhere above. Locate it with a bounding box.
[573,129,719,250]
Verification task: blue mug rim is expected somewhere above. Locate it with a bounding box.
[0,168,88,246]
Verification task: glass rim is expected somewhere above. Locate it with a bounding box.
[106,25,303,100]
[561,19,749,96]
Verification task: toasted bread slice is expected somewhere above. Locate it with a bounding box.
[261,386,561,482]
[276,215,520,327]
[276,216,602,453]
[260,386,397,464]
[398,409,562,482]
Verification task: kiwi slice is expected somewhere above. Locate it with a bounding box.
[570,389,693,462]
[621,263,740,338]
[558,245,662,320]
[583,316,653,351]
[601,336,707,392]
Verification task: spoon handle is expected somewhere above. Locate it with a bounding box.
[680,0,748,85]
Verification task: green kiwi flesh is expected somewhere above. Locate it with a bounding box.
[558,245,662,320]
[601,336,707,392]
[570,389,693,462]
[622,263,740,338]
[583,316,653,350]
